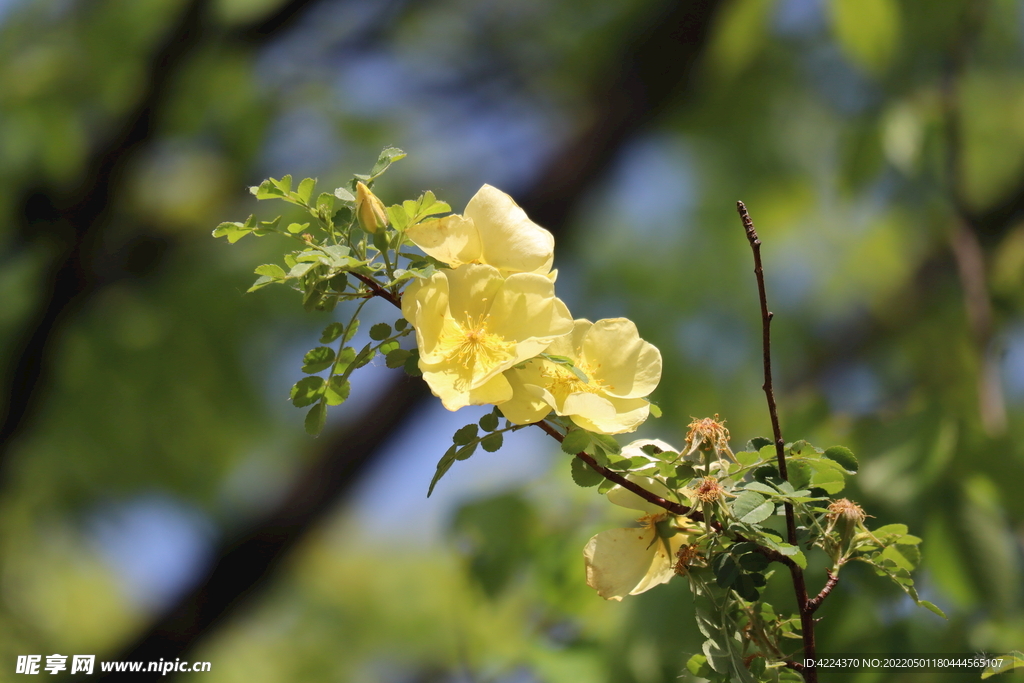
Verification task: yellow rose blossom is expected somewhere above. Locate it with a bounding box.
[584,440,697,600]
[498,318,661,434]
[402,263,572,411]
[405,184,555,277]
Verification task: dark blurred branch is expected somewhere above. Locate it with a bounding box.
[519,0,724,229]
[0,0,323,487]
[89,376,429,681]
[941,0,1005,435]
[78,0,726,673]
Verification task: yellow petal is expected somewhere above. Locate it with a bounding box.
[420,364,513,411]
[405,215,482,267]
[583,527,678,600]
[570,396,650,435]
[581,318,661,399]
[487,273,572,349]
[465,184,554,275]
[499,365,552,424]
[403,272,449,364]
[605,474,676,515]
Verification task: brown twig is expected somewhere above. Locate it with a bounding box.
[737,201,817,683]
[351,271,403,308]
[806,569,839,615]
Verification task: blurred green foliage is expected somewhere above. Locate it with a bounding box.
[0,0,1023,681]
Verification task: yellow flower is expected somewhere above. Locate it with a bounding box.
[584,440,696,601]
[355,181,388,234]
[402,264,573,411]
[405,184,554,276]
[498,318,661,434]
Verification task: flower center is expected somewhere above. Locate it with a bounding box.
[540,360,603,403]
[437,314,514,375]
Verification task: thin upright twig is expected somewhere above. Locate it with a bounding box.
[737,201,817,683]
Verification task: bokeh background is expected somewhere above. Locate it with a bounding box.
[0,0,1022,680]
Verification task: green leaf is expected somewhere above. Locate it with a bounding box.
[254,264,286,279]
[455,442,477,460]
[561,429,591,455]
[648,402,662,418]
[304,401,326,436]
[403,350,422,376]
[428,446,458,497]
[571,457,604,487]
[344,319,360,342]
[301,346,336,373]
[917,600,946,618]
[369,323,392,340]
[212,219,254,243]
[740,500,775,524]
[254,179,286,199]
[297,177,316,204]
[387,204,410,231]
[714,556,739,588]
[881,543,919,571]
[320,323,345,344]
[686,654,714,679]
[324,377,351,406]
[353,344,376,368]
[334,186,355,202]
[287,261,316,279]
[385,348,410,369]
[823,445,859,473]
[246,276,275,293]
[370,146,407,178]
[480,433,503,452]
[746,436,773,451]
[738,552,770,572]
[735,450,760,466]
[731,490,767,519]
[982,651,1024,679]
[287,222,310,234]
[788,460,813,490]
[272,175,293,194]
[332,347,356,373]
[315,192,335,214]
[743,481,779,496]
[290,377,324,408]
[453,424,479,445]
[479,412,499,432]
[591,433,621,455]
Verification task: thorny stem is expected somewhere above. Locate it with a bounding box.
[806,569,839,615]
[738,201,818,683]
[352,271,402,308]
[531,420,797,570]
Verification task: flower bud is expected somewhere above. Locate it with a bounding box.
[355,181,388,234]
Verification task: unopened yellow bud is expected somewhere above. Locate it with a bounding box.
[355,181,388,234]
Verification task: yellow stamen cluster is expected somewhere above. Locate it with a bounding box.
[540,361,603,402]
[436,314,514,370]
